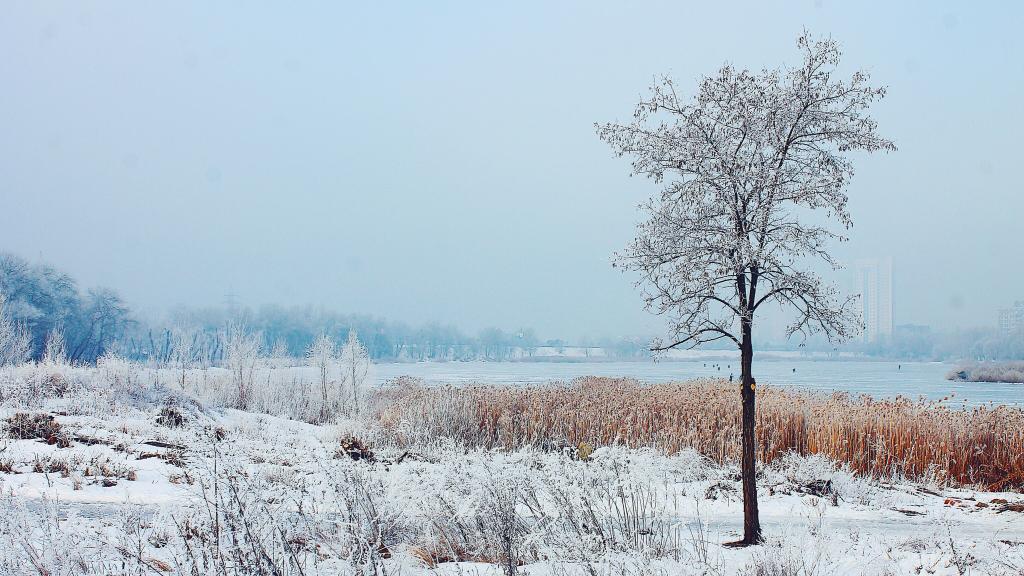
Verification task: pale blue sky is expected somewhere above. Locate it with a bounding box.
[1,1,1021,339]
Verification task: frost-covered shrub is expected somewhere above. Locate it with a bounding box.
[766,452,874,505]
[173,470,315,575]
[339,329,372,414]
[382,445,709,567]
[0,493,159,575]
[224,322,261,410]
[0,357,212,423]
[0,293,31,367]
[42,327,67,366]
[479,472,530,576]
[0,363,92,410]
[307,332,339,422]
[741,548,813,576]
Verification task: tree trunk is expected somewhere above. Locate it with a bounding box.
[739,320,762,544]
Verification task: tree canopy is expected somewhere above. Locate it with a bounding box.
[598,33,895,350]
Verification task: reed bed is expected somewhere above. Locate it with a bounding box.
[373,376,1024,491]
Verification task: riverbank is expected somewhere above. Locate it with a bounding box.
[3,361,1024,574]
[948,361,1024,384]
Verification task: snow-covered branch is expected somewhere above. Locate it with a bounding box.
[599,32,894,351]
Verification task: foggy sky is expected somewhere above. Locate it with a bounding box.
[1,1,1021,340]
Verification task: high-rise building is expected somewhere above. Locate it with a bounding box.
[854,258,893,343]
[998,301,1024,335]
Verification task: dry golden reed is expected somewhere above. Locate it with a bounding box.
[375,377,1024,491]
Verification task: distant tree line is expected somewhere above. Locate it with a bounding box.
[750,321,1024,362]
[120,305,651,364]
[0,251,652,365]
[833,324,1024,361]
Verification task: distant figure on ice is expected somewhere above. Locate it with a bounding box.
[729,373,734,382]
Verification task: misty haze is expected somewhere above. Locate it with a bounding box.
[1,2,1023,575]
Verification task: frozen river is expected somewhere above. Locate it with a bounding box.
[373,359,1024,407]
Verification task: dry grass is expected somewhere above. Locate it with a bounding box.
[374,377,1024,491]
[5,412,71,447]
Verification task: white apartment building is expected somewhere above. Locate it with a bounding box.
[854,257,893,343]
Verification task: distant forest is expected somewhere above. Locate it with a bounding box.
[1,251,1021,364]
[0,252,648,364]
[0,252,130,363]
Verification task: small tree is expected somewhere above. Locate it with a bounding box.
[270,338,290,367]
[224,322,261,409]
[43,326,67,366]
[307,333,336,422]
[0,293,31,366]
[170,327,197,390]
[597,33,893,545]
[339,330,371,414]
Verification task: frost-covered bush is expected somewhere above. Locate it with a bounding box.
[0,355,209,420]
[740,543,825,576]
[0,293,31,367]
[765,452,874,505]
[376,445,720,568]
[339,329,372,414]
[306,332,347,423]
[0,363,95,411]
[0,494,108,575]
[224,322,261,409]
[42,327,67,366]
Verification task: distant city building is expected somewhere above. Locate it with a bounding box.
[998,301,1024,335]
[854,257,893,343]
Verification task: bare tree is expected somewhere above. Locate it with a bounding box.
[597,33,894,545]
[0,293,31,366]
[339,329,371,414]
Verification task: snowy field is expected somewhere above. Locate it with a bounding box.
[2,361,1024,575]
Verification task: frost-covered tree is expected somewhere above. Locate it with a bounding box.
[270,338,290,366]
[307,332,336,421]
[170,327,197,390]
[43,326,67,366]
[224,322,261,409]
[0,253,131,363]
[339,330,371,414]
[597,33,894,545]
[0,293,31,366]
[65,287,131,363]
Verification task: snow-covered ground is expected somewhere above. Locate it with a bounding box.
[2,363,1024,575]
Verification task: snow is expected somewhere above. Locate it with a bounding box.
[2,364,1024,575]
